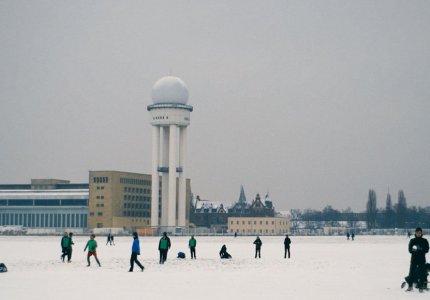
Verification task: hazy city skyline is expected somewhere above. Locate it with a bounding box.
[1,1,429,211]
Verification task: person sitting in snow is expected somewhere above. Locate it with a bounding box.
[219,245,232,259]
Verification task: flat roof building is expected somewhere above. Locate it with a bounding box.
[0,179,89,231]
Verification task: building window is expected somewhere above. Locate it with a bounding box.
[266,221,268,225]
[97,212,103,216]
[90,212,94,216]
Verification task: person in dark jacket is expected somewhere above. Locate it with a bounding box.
[66,232,74,262]
[219,244,232,259]
[106,233,114,246]
[253,236,262,258]
[0,263,8,273]
[60,231,71,262]
[284,235,291,259]
[158,232,171,264]
[405,227,429,292]
[129,232,144,272]
[189,235,197,259]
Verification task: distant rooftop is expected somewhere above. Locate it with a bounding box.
[0,179,88,191]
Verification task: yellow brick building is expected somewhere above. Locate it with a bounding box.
[228,217,290,235]
[88,171,153,230]
[88,170,191,231]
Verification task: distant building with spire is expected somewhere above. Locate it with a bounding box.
[229,185,275,217]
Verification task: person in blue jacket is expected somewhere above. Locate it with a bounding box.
[129,232,144,272]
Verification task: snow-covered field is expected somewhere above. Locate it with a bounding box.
[0,235,425,299]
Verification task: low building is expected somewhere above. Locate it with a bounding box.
[190,196,228,232]
[228,216,290,235]
[0,179,89,231]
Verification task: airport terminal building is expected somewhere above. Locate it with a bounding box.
[0,179,89,231]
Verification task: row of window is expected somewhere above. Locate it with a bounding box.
[123,211,150,217]
[119,178,150,185]
[123,203,150,209]
[0,199,88,207]
[230,220,288,226]
[0,213,88,228]
[96,196,104,200]
[96,186,105,190]
[123,195,150,202]
[230,229,288,234]
[96,203,104,207]
[153,116,168,120]
[124,187,150,194]
[89,212,103,216]
[232,220,274,225]
[93,177,108,183]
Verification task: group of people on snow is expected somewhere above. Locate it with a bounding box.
[346,232,355,240]
[59,232,293,271]
[57,228,429,293]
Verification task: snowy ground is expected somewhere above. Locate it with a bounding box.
[0,235,426,299]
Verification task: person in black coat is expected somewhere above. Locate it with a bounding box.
[253,236,262,258]
[284,235,291,259]
[219,245,232,259]
[405,227,429,292]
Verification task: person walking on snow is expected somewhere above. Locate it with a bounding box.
[405,227,429,292]
[284,235,291,259]
[129,232,144,272]
[254,236,262,258]
[60,231,71,262]
[84,234,101,267]
[189,235,197,259]
[158,232,171,264]
[66,232,74,262]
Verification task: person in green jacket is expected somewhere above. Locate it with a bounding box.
[158,232,171,264]
[84,234,101,267]
[60,231,71,262]
[189,235,197,259]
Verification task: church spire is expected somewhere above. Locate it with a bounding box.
[238,185,247,203]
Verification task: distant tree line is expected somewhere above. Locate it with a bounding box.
[365,189,429,229]
[290,189,430,229]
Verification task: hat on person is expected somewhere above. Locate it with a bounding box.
[416,227,423,233]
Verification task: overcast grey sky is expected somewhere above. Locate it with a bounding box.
[1,1,429,211]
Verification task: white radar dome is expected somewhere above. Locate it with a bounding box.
[151,76,189,104]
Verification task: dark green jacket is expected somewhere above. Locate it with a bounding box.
[189,238,196,247]
[159,237,171,250]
